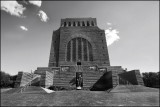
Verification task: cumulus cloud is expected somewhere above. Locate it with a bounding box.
[37,10,49,22]
[105,28,120,46]
[1,1,26,17]
[107,22,112,26]
[29,0,42,7]
[20,26,28,31]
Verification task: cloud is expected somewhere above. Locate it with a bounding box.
[105,28,120,46]
[1,1,26,17]
[22,0,29,5]
[107,22,112,26]
[28,0,42,7]
[37,10,49,22]
[20,26,28,31]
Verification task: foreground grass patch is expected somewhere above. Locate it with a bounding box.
[1,88,12,93]
[1,90,159,106]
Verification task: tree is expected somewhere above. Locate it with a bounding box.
[0,71,11,88]
[9,75,18,87]
[142,72,159,88]
[0,71,17,88]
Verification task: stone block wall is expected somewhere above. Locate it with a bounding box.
[106,66,124,87]
[14,72,40,87]
[34,67,54,88]
[118,70,144,85]
[48,29,60,67]
[44,71,54,88]
[133,70,144,85]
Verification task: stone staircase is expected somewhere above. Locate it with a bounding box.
[82,66,105,89]
[53,66,76,88]
[83,71,104,89]
[52,66,105,90]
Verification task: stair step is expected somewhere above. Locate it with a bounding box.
[54,77,100,79]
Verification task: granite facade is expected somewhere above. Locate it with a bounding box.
[48,18,110,67]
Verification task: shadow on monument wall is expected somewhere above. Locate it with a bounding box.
[90,71,112,91]
[118,70,139,85]
[69,77,76,85]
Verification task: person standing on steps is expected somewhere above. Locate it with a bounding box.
[77,74,82,90]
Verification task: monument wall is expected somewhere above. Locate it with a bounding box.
[48,18,110,67]
[34,67,54,88]
[14,72,41,87]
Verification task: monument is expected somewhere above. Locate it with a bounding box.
[14,18,144,90]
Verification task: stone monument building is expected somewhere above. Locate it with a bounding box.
[48,18,110,67]
[15,18,144,91]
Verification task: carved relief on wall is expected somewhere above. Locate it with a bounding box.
[61,66,70,72]
[66,37,93,62]
[99,68,107,72]
[51,68,60,74]
[89,66,97,71]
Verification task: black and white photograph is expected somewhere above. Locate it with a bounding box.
[1,1,159,106]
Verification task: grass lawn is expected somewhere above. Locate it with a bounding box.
[1,90,159,106]
[1,88,12,93]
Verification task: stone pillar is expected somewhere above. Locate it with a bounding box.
[92,21,94,26]
[89,21,92,26]
[71,40,73,62]
[79,38,82,61]
[61,23,64,27]
[86,41,89,61]
[80,21,82,26]
[84,21,87,26]
[81,38,84,61]
[66,22,68,27]
[67,41,71,62]
[76,38,78,61]
[83,39,87,61]
[75,22,78,26]
[70,22,73,27]
[87,21,90,26]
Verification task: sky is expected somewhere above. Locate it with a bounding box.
[1,1,159,75]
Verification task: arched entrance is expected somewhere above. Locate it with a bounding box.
[66,37,93,62]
